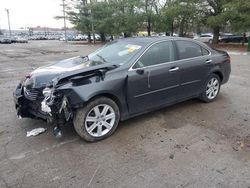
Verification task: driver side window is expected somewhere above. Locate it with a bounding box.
[133,41,175,69]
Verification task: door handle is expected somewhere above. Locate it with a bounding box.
[205,59,213,64]
[169,67,179,72]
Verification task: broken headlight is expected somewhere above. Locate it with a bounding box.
[42,87,55,105]
[43,87,53,97]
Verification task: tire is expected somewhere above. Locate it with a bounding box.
[199,74,221,103]
[208,39,213,44]
[73,97,120,142]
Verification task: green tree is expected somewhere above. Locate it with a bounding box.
[67,0,143,40]
[226,0,250,32]
[160,0,198,37]
[200,0,232,43]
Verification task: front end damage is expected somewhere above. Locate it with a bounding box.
[14,64,118,137]
[41,88,73,137]
[14,83,73,137]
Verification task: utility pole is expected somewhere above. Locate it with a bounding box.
[5,9,11,37]
[91,18,95,44]
[62,0,67,42]
[88,9,95,44]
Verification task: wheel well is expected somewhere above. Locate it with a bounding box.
[213,71,223,82]
[89,93,122,112]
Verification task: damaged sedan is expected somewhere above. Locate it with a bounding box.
[13,37,231,141]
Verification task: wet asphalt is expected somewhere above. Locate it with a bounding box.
[0,41,250,188]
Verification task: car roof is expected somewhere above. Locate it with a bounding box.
[116,36,192,46]
[115,36,212,51]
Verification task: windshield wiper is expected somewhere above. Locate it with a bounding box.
[96,54,107,63]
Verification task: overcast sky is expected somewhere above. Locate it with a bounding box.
[0,0,72,29]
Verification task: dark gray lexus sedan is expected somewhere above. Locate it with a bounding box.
[14,37,231,141]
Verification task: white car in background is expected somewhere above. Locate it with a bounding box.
[194,33,213,44]
[75,34,88,41]
[91,34,101,41]
[15,37,28,43]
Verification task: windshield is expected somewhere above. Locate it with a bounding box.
[88,41,142,65]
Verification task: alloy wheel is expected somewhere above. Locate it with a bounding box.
[85,104,116,137]
[206,78,219,100]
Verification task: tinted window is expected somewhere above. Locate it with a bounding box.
[134,41,175,68]
[176,41,202,59]
[202,47,210,55]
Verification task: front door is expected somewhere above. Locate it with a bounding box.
[127,41,180,114]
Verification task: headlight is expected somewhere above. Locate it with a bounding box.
[42,87,53,97]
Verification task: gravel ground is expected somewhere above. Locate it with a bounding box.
[0,41,249,188]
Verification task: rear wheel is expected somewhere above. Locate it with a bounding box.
[200,74,221,103]
[73,97,120,142]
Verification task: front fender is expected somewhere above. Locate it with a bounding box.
[56,72,129,119]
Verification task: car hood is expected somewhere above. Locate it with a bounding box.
[24,56,116,89]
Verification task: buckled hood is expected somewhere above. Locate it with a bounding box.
[25,56,113,88]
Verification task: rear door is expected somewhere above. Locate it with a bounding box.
[127,41,180,114]
[174,40,212,99]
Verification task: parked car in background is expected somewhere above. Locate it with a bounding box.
[14,37,231,141]
[219,35,248,43]
[91,34,101,41]
[59,35,76,41]
[194,33,213,44]
[0,36,12,44]
[75,34,88,41]
[11,36,28,43]
[105,35,113,41]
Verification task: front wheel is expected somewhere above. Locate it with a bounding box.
[200,74,221,103]
[73,97,120,142]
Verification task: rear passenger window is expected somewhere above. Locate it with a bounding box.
[176,41,202,60]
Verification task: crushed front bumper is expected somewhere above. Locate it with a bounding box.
[13,83,72,124]
[13,83,49,120]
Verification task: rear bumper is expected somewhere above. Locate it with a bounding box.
[221,62,231,85]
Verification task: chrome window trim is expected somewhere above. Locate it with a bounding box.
[128,39,212,71]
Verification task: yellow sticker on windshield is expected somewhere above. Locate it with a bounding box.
[118,44,142,56]
[128,48,136,52]
[126,44,141,53]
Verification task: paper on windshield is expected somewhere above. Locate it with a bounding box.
[118,44,142,56]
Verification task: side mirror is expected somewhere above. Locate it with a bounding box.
[136,68,144,75]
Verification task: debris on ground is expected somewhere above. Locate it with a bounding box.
[169,154,174,159]
[26,128,47,137]
[232,136,250,151]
